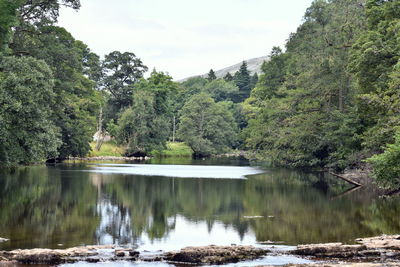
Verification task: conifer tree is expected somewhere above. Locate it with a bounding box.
[207,69,217,81]
[234,61,251,102]
[223,72,233,82]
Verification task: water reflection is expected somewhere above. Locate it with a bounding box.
[0,162,399,252]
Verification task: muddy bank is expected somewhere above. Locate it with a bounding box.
[164,245,267,264]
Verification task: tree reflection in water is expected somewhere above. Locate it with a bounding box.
[0,163,399,251]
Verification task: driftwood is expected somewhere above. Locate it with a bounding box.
[329,172,362,186]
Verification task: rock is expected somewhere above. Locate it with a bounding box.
[115,250,126,257]
[357,235,400,250]
[0,238,9,243]
[164,245,268,264]
[261,264,400,267]
[292,235,400,261]
[129,250,139,257]
[0,245,134,264]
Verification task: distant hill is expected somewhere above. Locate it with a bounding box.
[179,56,268,82]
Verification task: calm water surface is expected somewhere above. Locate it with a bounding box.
[0,158,399,265]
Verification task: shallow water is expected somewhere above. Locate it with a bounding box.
[0,158,399,266]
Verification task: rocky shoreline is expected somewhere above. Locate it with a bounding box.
[0,235,399,266]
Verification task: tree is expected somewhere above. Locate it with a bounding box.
[244,0,367,169]
[10,0,80,55]
[233,61,251,102]
[0,55,60,165]
[20,25,102,159]
[251,47,287,102]
[349,0,400,153]
[223,72,233,82]
[116,90,169,156]
[204,79,239,102]
[177,93,237,157]
[0,0,19,51]
[250,72,258,90]
[368,132,400,189]
[102,51,148,111]
[207,69,216,81]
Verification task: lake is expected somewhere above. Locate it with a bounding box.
[0,158,399,266]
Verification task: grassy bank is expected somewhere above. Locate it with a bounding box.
[88,141,192,158]
[88,141,124,157]
[151,142,193,157]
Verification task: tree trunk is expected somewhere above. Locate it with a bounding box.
[95,107,104,151]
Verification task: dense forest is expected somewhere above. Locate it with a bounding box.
[0,0,399,188]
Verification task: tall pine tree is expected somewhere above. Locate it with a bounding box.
[234,61,251,102]
[207,69,216,81]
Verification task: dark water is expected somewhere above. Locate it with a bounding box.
[0,158,399,260]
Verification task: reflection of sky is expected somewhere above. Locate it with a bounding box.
[86,164,265,179]
[95,198,257,251]
[138,215,256,251]
[96,199,136,246]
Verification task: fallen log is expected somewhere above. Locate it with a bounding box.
[329,172,362,186]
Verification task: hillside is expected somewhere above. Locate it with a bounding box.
[179,56,268,82]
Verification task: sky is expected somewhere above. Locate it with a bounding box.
[58,0,314,80]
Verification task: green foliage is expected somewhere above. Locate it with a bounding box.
[349,0,400,156]
[204,78,239,102]
[0,55,60,165]
[102,51,148,113]
[368,132,400,189]
[233,61,251,102]
[0,1,104,163]
[251,47,287,102]
[26,25,101,159]
[0,0,20,51]
[245,0,367,169]
[116,90,169,156]
[177,93,238,157]
[223,72,233,82]
[207,69,216,81]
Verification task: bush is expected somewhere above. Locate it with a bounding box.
[367,132,400,188]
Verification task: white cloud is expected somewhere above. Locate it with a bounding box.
[58,0,314,80]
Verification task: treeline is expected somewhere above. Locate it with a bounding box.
[244,0,400,188]
[0,0,399,187]
[111,61,257,158]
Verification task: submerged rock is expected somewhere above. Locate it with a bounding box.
[164,245,268,264]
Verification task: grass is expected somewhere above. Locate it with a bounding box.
[88,141,125,157]
[87,141,192,158]
[151,142,193,157]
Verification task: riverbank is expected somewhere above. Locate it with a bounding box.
[0,235,399,266]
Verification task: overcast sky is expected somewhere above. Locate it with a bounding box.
[58,0,314,80]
